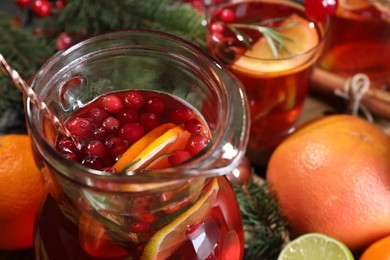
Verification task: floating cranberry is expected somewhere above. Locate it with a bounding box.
[31,0,51,18]
[92,126,106,141]
[66,117,93,138]
[219,9,235,23]
[168,149,192,166]
[63,152,77,161]
[105,137,129,160]
[87,107,108,124]
[102,116,121,133]
[304,0,338,22]
[119,123,145,143]
[117,109,138,124]
[185,118,203,134]
[210,22,225,34]
[56,136,77,154]
[186,135,208,155]
[168,108,193,124]
[124,91,144,110]
[139,112,160,132]
[144,96,165,115]
[86,140,106,158]
[101,94,124,114]
[82,156,104,169]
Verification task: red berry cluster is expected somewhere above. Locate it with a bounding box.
[56,90,209,170]
[14,0,66,18]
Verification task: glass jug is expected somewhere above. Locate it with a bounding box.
[26,30,249,260]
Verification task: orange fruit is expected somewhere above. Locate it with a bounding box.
[0,134,46,249]
[266,114,390,252]
[360,235,390,260]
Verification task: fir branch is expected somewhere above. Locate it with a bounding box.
[0,12,53,132]
[35,0,207,50]
[233,174,289,260]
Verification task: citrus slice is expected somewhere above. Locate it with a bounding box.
[141,178,219,260]
[119,125,190,172]
[113,123,176,172]
[79,212,129,258]
[232,13,320,74]
[277,233,354,260]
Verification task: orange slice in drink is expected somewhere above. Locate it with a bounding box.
[79,213,129,258]
[113,123,176,172]
[232,13,320,75]
[141,178,219,260]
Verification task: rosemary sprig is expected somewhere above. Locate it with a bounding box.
[226,17,299,58]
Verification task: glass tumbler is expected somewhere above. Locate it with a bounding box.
[26,30,249,260]
[205,0,328,164]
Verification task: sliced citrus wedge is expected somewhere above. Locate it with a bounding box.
[79,212,128,258]
[113,123,176,172]
[141,178,219,260]
[126,125,190,171]
[277,233,354,260]
[232,13,320,74]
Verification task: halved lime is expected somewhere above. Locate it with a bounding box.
[278,233,355,260]
[141,178,219,260]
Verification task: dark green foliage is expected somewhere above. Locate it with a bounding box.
[233,174,289,260]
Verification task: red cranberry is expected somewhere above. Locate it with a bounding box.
[87,107,108,124]
[186,135,208,155]
[101,94,124,114]
[92,126,106,141]
[102,116,121,133]
[185,118,203,134]
[168,108,193,124]
[185,222,202,237]
[144,97,165,115]
[63,152,77,161]
[139,113,160,132]
[105,137,129,160]
[305,0,338,22]
[210,22,225,34]
[117,109,139,124]
[57,136,77,153]
[219,9,235,23]
[119,123,145,143]
[124,91,144,110]
[86,140,106,158]
[82,156,104,169]
[66,117,93,138]
[168,149,192,166]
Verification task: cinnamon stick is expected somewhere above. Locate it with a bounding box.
[311,68,390,120]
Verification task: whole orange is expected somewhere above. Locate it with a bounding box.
[266,115,390,252]
[0,134,46,250]
[360,235,390,260]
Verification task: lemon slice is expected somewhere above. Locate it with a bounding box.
[232,13,320,75]
[141,178,219,260]
[277,233,354,260]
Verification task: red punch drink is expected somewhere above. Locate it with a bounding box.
[318,0,390,88]
[27,31,249,260]
[206,0,328,163]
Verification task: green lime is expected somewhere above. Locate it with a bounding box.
[278,233,355,260]
[141,178,219,260]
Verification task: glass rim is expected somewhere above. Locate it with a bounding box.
[26,29,249,188]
